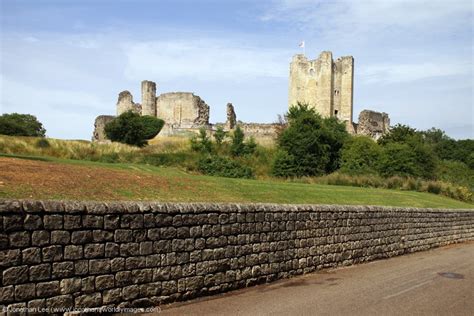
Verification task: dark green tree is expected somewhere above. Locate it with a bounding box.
[104,111,164,147]
[230,126,256,156]
[0,113,46,137]
[190,127,213,153]
[272,103,348,177]
[213,126,227,146]
[340,136,381,175]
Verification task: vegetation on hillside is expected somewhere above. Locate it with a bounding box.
[0,104,472,204]
[1,155,471,209]
[104,111,164,147]
[0,113,46,137]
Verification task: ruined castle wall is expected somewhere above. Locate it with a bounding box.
[141,81,157,117]
[92,116,115,142]
[357,110,390,140]
[116,91,136,116]
[1,199,473,311]
[156,93,210,135]
[339,57,354,123]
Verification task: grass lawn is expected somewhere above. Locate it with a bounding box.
[0,154,472,209]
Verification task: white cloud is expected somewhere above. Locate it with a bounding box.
[359,61,471,84]
[122,39,291,82]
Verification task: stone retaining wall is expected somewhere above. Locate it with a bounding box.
[1,199,473,313]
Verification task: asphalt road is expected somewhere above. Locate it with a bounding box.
[155,242,474,316]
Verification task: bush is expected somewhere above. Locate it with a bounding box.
[197,155,254,179]
[377,142,436,179]
[35,138,50,148]
[272,103,348,177]
[271,150,298,178]
[0,113,46,137]
[104,111,164,147]
[190,128,212,153]
[214,126,227,146]
[230,126,256,156]
[340,136,381,175]
[141,116,165,139]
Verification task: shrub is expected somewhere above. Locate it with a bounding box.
[0,113,46,137]
[197,155,254,179]
[190,128,212,153]
[340,136,381,175]
[272,103,348,177]
[213,126,227,146]
[35,138,50,148]
[105,111,163,147]
[230,126,256,156]
[377,142,436,179]
[140,116,165,139]
[271,150,298,178]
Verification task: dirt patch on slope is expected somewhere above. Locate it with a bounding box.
[0,157,178,200]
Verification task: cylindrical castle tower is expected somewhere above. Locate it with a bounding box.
[141,80,157,116]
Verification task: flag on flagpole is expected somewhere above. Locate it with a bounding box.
[299,41,305,48]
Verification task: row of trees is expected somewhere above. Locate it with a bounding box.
[271,103,473,180]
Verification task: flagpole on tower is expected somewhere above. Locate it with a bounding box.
[299,40,305,56]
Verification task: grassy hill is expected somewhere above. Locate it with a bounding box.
[0,154,471,209]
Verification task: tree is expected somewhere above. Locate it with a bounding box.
[272,103,349,177]
[141,115,165,139]
[213,126,227,146]
[377,141,436,179]
[378,124,420,145]
[230,126,256,156]
[190,127,213,153]
[0,113,46,137]
[340,136,381,175]
[104,111,164,147]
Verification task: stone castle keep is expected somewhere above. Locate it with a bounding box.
[93,51,390,142]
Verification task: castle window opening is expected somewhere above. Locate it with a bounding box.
[309,68,315,75]
[334,110,339,116]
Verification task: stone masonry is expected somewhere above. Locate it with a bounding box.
[1,199,473,312]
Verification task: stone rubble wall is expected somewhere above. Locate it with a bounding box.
[2,199,472,312]
[92,116,115,143]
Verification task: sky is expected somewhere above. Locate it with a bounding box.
[0,0,472,140]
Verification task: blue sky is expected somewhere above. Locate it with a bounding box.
[0,0,472,139]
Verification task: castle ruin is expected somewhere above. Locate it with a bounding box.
[288,51,389,137]
[93,50,390,143]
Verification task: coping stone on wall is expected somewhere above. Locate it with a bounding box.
[0,199,472,215]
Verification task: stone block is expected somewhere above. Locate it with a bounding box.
[42,245,63,262]
[29,263,51,281]
[43,215,63,230]
[82,215,103,229]
[0,286,14,303]
[89,259,110,274]
[24,214,42,230]
[14,283,36,301]
[95,274,115,290]
[75,292,102,308]
[31,231,49,246]
[50,230,70,245]
[3,265,29,285]
[36,281,60,297]
[22,247,41,264]
[52,261,74,278]
[71,231,92,244]
[84,243,104,258]
[60,277,82,294]
[64,245,83,260]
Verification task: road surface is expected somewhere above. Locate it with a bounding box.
[154,242,474,316]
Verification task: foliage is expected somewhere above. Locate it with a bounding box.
[340,136,381,175]
[104,111,163,147]
[197,155,254,179]
[140,116,165,139]
[272,103,349,177]
[0,113,46,137]
[271,150,298,178]
[230,126,256,156]
[35,138,50,149]
[190,128,213,153]
[378,124,420,145]
[377,141,436,179]
[435,160,474,189]
[213,126,227,146]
